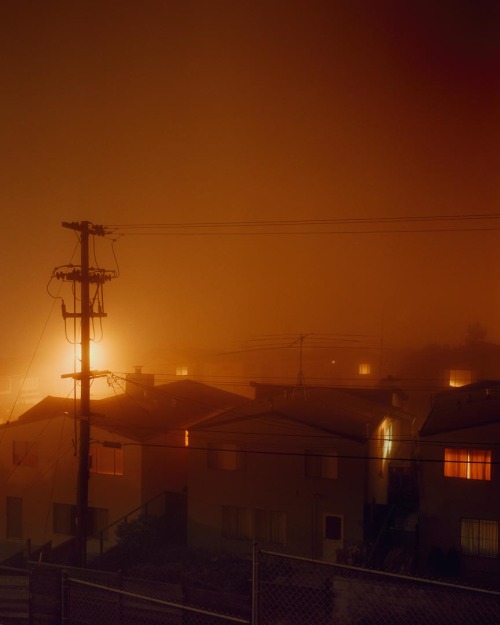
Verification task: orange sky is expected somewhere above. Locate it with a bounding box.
[1,1,499,388]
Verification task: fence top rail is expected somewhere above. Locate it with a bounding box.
[0,565,27,575]
[259,549,500,597]
[67,577,250,624]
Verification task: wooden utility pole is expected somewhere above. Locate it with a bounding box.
[56,221,115,566]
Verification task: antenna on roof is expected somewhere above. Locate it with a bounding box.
[291,333,309,399]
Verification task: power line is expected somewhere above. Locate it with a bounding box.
[103,214,500,236]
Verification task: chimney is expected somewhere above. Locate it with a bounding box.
[125,366,155,400]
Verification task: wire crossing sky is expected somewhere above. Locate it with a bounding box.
[1,1,499,399]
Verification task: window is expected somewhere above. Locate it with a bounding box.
[325,515,342,541]
[444,448,491,481]
[222,506,286,545]
[208,443,245,471]
[222,506,254,540]
[359,363,371,375]
[449,369,472,387]
[461,519,498,557]
[53,503,109,537]
[255,509,286,545]
[6,497,22,540]
[12,441,38,467]
[305,450,338,479]
[89,444,124,475]
[53,503,76,535]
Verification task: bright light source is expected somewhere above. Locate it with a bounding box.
[449,369,472,387]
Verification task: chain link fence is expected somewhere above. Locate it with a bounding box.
[64,575,250,625]
[253,547,500,625]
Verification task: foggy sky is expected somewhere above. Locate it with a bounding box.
[1,1,500,392]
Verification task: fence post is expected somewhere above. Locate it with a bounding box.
[61,569,69,625]
[252,542,260,625]
[100,530,104,558]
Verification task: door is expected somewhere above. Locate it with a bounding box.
[322,513,343,562]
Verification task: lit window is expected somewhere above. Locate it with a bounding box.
[176,366,188,376]
[222,506,286,545]
[359,363,371,375]
[449,369,472,387]
[208,443,245,471]
[305,450,338,479]
[184,430,189,447]
[461,519,498,558]
[13,441,38,468]
[444,448,491,480]
[90,445,124,475]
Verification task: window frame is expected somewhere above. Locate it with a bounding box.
[305,449,338,479]
[461,518,499,558]
[6,496,22,540]
[221,505,286,546]
[444,448,491,481]
[207,442,246,471]
[89,444,124,476]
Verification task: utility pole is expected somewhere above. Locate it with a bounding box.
[55,221,115,567]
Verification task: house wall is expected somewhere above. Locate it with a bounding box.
[419,423,500,581]
[187,418,367,559]
[368,416,415,505]
[141,430,188,502]
[0,415,142,555]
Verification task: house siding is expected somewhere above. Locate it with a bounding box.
[419,422,500,581]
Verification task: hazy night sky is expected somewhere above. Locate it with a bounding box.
[1,1,499,393]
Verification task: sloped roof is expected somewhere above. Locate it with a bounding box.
[193,385,411,441]
[251,381,409,405]
[420,380,500,436]
[15,395,77,422]
[13,380,248,442]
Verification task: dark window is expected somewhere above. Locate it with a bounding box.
[325,515,342,540]
[6,497,22,540]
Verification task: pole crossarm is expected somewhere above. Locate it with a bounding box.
[61,370,111,380]
[62,221,109,237]
[53,220,117,567]
[53,266,116,284]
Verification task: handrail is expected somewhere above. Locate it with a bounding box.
[86,491,170,558]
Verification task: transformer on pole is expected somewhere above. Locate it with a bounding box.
[54,221,116,566]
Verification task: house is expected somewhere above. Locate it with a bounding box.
[0,375,248,563]
[0,396,142,561]
[187,385,416,563]
[418,381,500,584]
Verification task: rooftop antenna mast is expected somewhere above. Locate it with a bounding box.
[291,333,309,399]
[54,221,116,567]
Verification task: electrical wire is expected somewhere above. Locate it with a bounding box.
[104,374,499,449]
[103,214,500,236]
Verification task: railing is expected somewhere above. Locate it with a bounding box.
[87,491,177,559]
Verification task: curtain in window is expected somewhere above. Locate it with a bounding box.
[222,506,253,539]
[461,519,498,557]
[444,448,467,478]
[468,450,491,481]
